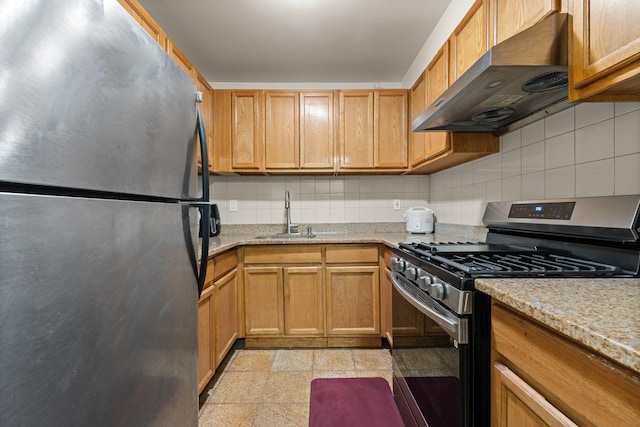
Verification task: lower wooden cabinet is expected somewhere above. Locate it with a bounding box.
[491,303,640,426]
[197,251,239,394]
[197,282,215,393]
[326,266,380,335]
[243,246,324,338]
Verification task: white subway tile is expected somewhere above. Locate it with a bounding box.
[545,132,574,169]
[485,153,502,182]
[522,140,545,173]
[575,119,614,164]
[473,158,487,183]
[460,163,473,186]
[402,176,420,192]
[615,153,640,195]
[521,119,545,146]
[545,107,575,138]
[502,148,522,178]
[575,102,614,128]
[502,175,522,201]
[449,167,462,188]
[315,177,331,194]
[545,166,575,198]
[344,177,360,193]
[330,178,345,193]
[486,179,502,202]
[501,128,522,152]
[615,102,640,116]
[575,159,614,197]
[615,109,640,156]
[300,178,316,194]
[522,171,545,199]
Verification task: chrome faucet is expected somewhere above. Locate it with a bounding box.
[285,191,298,234]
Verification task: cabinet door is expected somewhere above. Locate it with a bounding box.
[326,266,380,335]
[339,91,374,169]
[197,285,215,393]
[300,92,335,170]
[214,268,238,367]
[196,72,214,173]
[492,362,577,426]
[392,286,424,337]
[381,268,393,345]
[569,0,640,101]
[449,0,490,84]
[231,91,263,170]
[243,267,283,336]
[284,266,324,336]
[426,43,451,159]
[117,0,167,48]
[409,73,428,167]
[265,92,299,170]
[491,0,559,45]
[374,91,408,169]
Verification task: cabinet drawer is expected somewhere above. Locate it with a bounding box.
[382,246,393,268]
[244,245,322,264]
[325,245,379,264]
[492,303,640,426]
[213,250,237,280]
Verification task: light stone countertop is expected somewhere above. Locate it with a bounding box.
[476,278,640,375]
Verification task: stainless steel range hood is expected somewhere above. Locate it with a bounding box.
[412,13,569,136]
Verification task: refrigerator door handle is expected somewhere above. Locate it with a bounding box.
[195,105,210,297]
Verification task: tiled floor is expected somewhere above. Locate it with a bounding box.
[198,348,393,427]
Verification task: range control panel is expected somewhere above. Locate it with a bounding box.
[508,202,576,220]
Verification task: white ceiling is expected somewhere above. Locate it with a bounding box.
[138,0,452,85]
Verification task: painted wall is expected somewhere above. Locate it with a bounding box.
[428,102,640,226]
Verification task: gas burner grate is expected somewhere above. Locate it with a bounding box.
[434,253,621,276]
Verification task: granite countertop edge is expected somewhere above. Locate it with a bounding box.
[476,278,640,375]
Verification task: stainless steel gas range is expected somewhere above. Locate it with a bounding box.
[390,195,640,427]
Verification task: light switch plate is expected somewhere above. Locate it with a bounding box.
[229,200,238,211]
[393,199,401,210]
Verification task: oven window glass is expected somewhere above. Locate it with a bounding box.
[392,286,469,427]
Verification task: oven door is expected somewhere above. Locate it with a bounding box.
[390,272,471,427]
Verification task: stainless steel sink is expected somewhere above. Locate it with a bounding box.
[255,232,316,239]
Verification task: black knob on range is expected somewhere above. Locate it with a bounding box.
[428,283,445,300]
[405,267,420,280]
[416,275,433,291]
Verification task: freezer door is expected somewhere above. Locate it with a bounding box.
[0,0,198,200]
[0,193,199,427]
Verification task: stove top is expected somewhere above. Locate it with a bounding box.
[397,241,625,279]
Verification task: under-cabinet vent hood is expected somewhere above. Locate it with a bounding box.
[412,13,569,136]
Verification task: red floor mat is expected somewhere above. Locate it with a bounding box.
[309,377,404,427]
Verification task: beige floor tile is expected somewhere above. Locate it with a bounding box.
[311,370,358,379]
[271,349,314,371]
[227,349,276,372]
[262,371,313,403]
[210,371,269,404]
[252,403,310,427]
[313,349,356,370]
[353,349,392,370]
[198,404,258,427]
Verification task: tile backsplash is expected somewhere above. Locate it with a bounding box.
[211,176,429,225]
[429,102,640,226]
[209,102,639,228]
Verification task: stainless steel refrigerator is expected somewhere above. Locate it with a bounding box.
[0,0,211,425]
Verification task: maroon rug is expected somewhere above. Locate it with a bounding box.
[309,377,404,427]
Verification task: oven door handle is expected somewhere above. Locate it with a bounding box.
[391,272,468,345]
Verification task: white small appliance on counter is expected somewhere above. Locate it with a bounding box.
[404,206,434,233]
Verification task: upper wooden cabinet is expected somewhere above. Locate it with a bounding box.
[339,90,408,172]
[449,0,490,84]
[166,40,197,81]
[264,92,299,170]
[339,91,375,169]
[409,72,428,167]
[569,0,640,102]
[300,92,336,170]
[212,90,263,173]
[264,91,337,173]
[489,0,560,45]
[117,0,167,48]
[374,91,408,169]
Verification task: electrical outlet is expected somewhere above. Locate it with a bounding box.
[229,200,238,212]
[393,199,401,211]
